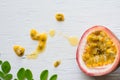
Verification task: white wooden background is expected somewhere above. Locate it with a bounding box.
[0,0,120,80]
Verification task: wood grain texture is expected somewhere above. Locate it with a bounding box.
[0,0,120,80]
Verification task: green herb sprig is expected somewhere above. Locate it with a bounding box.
[15,68,33,80]
[40,70,57,80]
[0,60,58,80]
[0,60,13,80]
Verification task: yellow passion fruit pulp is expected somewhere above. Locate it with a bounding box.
[76,25,120,76]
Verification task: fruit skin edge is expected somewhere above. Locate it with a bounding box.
[76,25,120,76]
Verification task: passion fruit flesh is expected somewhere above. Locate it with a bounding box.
[83,31,116,68]
[76,26,120,76]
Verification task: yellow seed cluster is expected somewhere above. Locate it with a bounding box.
[13,45,25,57]
[30,29,39,40]
[54,60,61,68]
[82,31,117,68]
[37,33,47,52]
[30,29,47,52]
[55,13,64,21]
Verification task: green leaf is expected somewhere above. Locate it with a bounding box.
[0,60,2,65]
[17,68,25,80]
[4,74,13,80]
[49,74,57,80]
[40,70,48,80]
[0,71,4,78]
[25,69,33,80]
[1,61,11,74]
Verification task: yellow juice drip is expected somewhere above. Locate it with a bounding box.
[63,34,79,46]
[27,31,47,59]
[68,36,79,46]
[27,29,79,59]
[49,29,56,37]
[26,51,39,59]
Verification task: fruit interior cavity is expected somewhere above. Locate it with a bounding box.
[82,30,117,68]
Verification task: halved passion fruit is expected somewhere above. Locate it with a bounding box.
[76,25,120,76]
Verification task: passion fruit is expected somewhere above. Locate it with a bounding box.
[76,25,120,76]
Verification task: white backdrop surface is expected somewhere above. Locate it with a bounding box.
[0,0,120,80]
